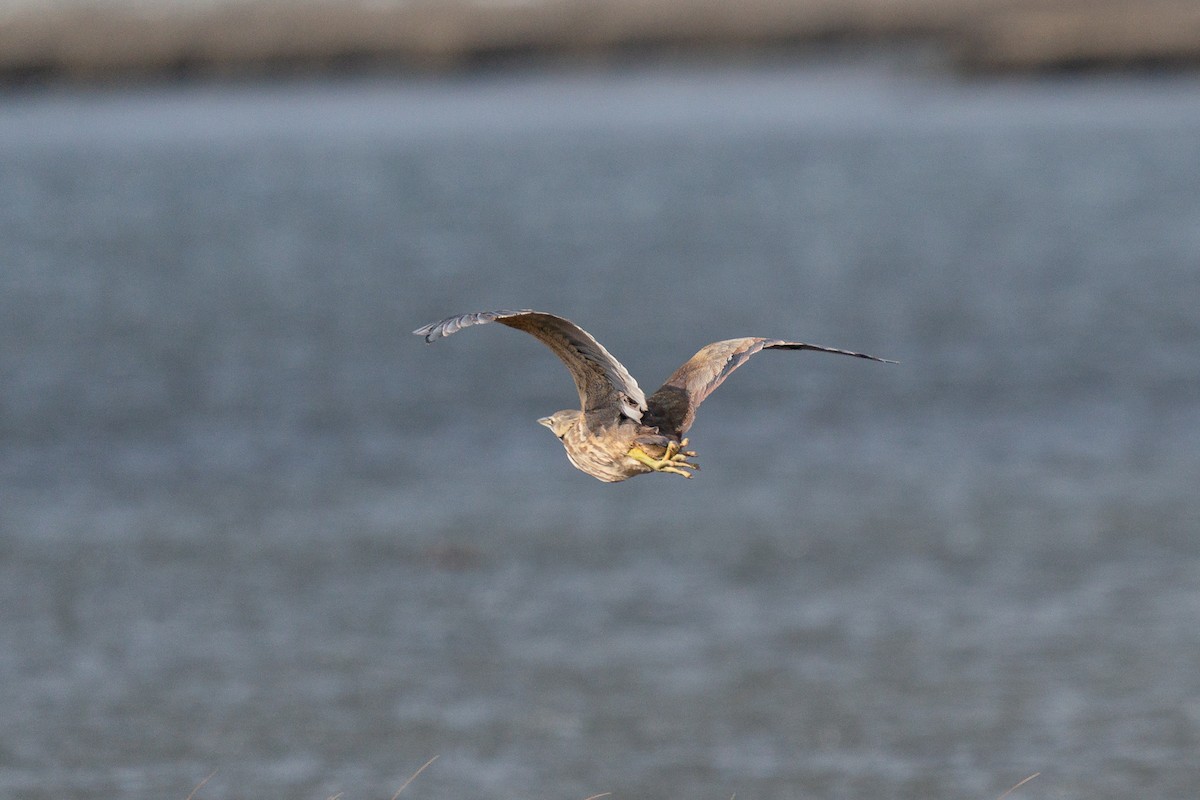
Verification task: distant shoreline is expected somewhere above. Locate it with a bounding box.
[2,0,1198,84]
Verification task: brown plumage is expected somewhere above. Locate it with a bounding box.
[414,309,894,482]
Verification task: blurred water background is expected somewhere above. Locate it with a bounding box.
[2,60,1200,799]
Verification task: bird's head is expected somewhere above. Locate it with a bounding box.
[537,410,579,439]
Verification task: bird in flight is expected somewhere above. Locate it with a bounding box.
[414,310,893,482]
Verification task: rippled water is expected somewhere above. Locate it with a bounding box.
[2,63,1200,799]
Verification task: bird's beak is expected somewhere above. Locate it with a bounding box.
[537,416,553,429]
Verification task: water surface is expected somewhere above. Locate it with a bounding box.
[2,64,1200,799]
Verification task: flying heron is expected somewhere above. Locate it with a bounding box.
[414,309,893,482]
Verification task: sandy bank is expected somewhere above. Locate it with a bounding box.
[1,0,1197,82]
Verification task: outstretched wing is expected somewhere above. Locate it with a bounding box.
[643,338,894,438]
[414,309,647,421]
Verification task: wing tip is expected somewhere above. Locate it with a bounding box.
[413,309,542,343]
[768,341,897,364]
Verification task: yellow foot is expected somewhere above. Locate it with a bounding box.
[664,438,699,461]
[628,439,700,478]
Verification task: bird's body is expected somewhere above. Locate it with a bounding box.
[414,310,893,482]
[539,408,682,483]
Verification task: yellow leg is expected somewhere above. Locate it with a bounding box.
[628,439,700,478]
[663,438,698,461]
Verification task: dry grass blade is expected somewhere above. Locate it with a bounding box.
[581,794,612,800]
[997,772,1040,800]
[185,770,217,800]
[391,755,440,800]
